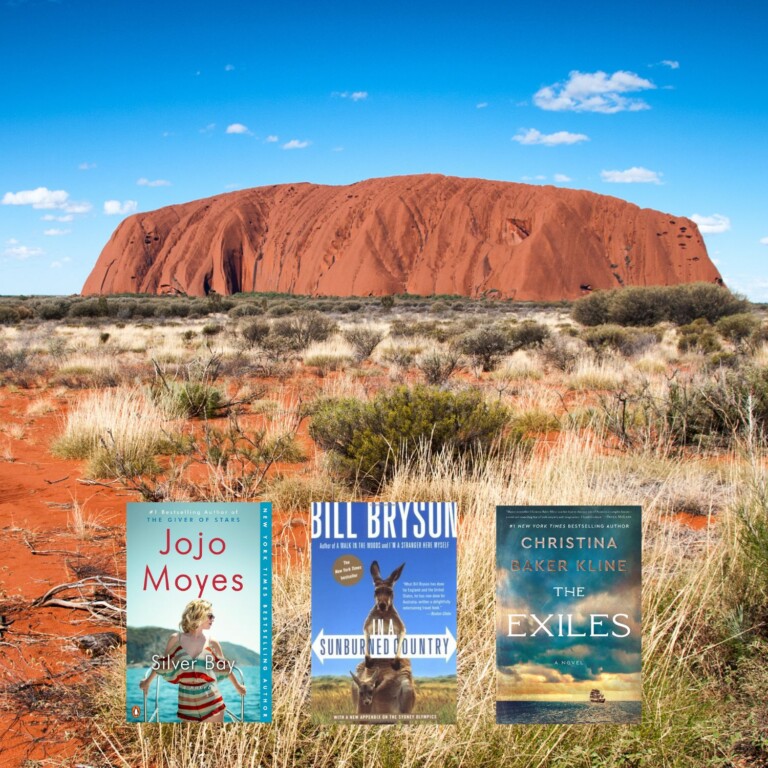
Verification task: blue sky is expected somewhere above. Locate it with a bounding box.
[1,0,766,298]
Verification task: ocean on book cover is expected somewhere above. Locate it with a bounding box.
[496,506,642,724]
[126,502,272,722]
[311,501,457,724]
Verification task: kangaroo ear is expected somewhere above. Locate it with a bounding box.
[350,671,360,687]
[370,561,381,581]
[388,562,405,583]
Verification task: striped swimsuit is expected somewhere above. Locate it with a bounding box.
[157,644,230,721]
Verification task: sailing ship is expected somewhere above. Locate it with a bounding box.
[589,689,606,703]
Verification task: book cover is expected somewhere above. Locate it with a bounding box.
[125,502,272,722]
[496,505,642,724]
[310,501,457,724]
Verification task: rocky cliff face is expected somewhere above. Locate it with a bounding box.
[82,174,721,300]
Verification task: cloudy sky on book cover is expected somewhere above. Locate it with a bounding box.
[497,505,642,725]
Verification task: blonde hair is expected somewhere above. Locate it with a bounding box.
[180,599,213,633]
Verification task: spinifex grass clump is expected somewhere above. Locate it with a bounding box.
[51,388,179,478]
[309,384,508,491]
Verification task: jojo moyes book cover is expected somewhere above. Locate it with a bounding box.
[126,502,271,722]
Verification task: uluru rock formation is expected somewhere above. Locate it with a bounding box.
[82,174,721,300]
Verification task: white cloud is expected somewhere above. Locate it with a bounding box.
[63,201,92,214]
[265,135,279,143]
[554,173,572,182]
[601,166,662,184]
[41,214,74,222]
[3,187,69,209]
[534,70,656,113]
[759,236,768,245]
[476,102,488,109]
[226,123,251,135]
[2,186,91,214]
[44,228,70,236]
[521,175,547,182]
[200,123,216,133]
[78,162,97,170]
[332,146,344,152]
[282,139,310,150]
[660,60,680,69]
[4,241,43,260]
[224,64,235,71]
[333,91,368,101]
[137,177,171,187]
[512,128,589,146]
[691,213,731,234]
[104,199,138,216]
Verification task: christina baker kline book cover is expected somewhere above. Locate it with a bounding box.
[311,501,457,724]
[126,502,272,722]
[496,506,641,724]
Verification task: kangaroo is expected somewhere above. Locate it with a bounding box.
[350,658,415,717]
[363,561,405,669]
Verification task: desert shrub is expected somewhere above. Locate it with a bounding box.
[0,343,29,372]
[573,283,748,327]
[430,300,449,314]
[241,319,271,349]
[666,283,749,325]
[677,320,722,354]
[416,350,460,385]
[509,320,550,350]
[343,327,385,362]
[380,346,417,370]
[716,313,761,346]
[309,385,508,490]
[380,295,395,311]
[457,326,512,371]
[539,335,581,372]
[68,297,112,319]
[268,301,296,317]
[174,381,226,419]
[583,324,631,356]
[270,311,336,352]
[664,367,768,447]
[228,302,263,318]
[37,300,69,320]
[201,323,223,336]
[0,306,20,325]
[181,330,196,343]
[571,290,612,326]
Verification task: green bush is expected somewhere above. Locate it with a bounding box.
[677,320,722,354]
[509,320,550,350]
[241,319,271,349]
[664,367,768,447]
[271,311,336,351]
[457,326,512,371]
[343,327,385,362]
[309,385,509,490]
[716,313,761,346]
[573,284,749,327]
[175,381,226,419]
[416,350,460,385]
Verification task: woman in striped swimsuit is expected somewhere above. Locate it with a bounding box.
[140,599,246,722]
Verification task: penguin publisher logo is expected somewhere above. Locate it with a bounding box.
[131,705,141,719]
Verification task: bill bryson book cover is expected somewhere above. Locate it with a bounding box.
[496,505,642,724]
[311,501,457,724]
[126,502,272,722]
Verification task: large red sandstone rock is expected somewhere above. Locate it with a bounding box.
[82,174,721,300]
